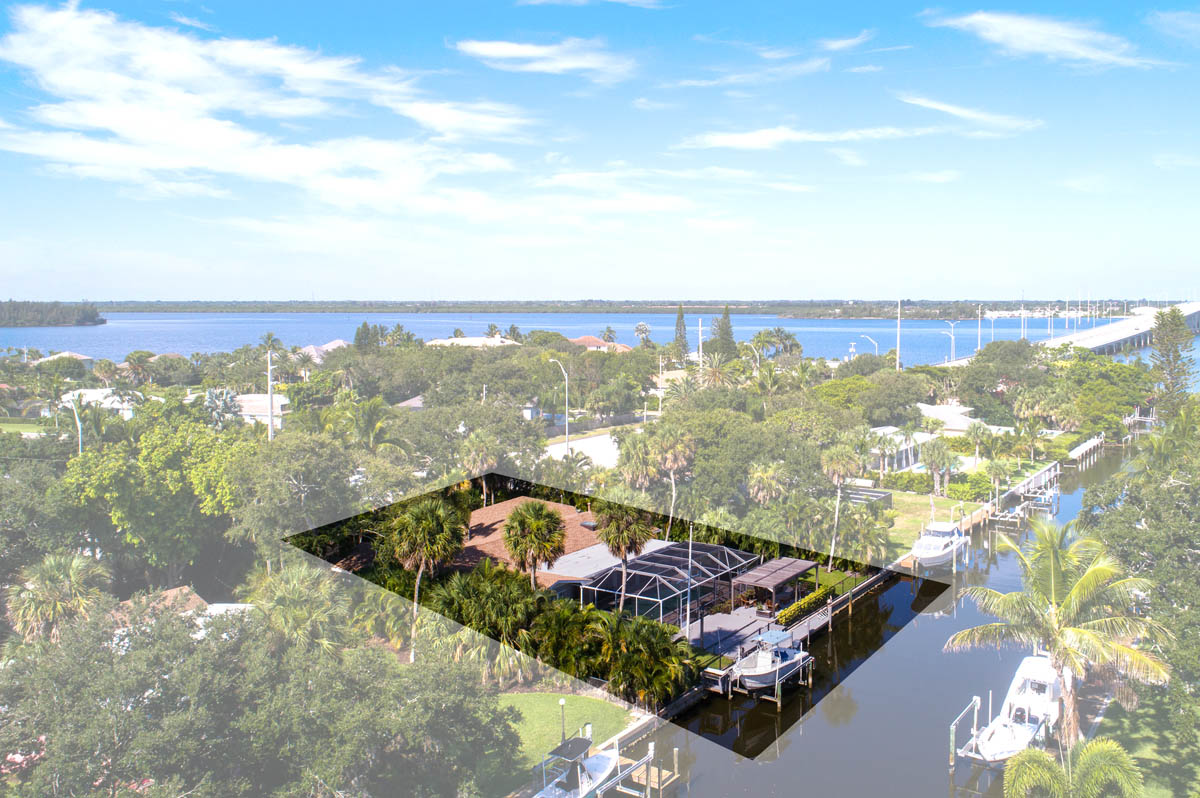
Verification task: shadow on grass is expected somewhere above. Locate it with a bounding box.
[1097,692,1199,798]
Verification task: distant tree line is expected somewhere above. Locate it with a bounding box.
[0,301,105,327]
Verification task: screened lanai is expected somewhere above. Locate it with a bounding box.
[577,541,759,624]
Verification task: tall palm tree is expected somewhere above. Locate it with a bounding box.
[654,427,694,537]
[877,435,899,478]
[378,496,467,662]
[1018,418,1042,465]
[1003,737,1143,798]
[123,351,152,386]
[259,331,286,355]
[821,444,862,568]
[293,350,316,381]
[344,396,397,453]
[93,358,119,388]
[748,461,785,506]
[945,519,1171,745]
[463,430,501,506]
[600,326,617,343]
[4,553,111,643]
[634,322,651,345]
[617,433,658,491]
[966,420,992,462]
[503,500,567,589]
[593,499,656,612]
[922,438,956,497]
[985,458,1012,504]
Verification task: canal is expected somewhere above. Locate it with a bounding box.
[646,451,1127,797]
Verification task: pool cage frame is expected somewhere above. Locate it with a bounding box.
[577,541,760,625]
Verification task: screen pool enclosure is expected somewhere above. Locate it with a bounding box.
[578,541,759,624]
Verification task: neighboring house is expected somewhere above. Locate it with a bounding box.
[397,395,425,410]
[234,393,290,429]
[425,335,521,348]
[59,387,147,420]
[296,339,349,364]
[30,350,94,370]
[149,352,186,363]
[869,425,938,472]
[569,335,633,353]
[915,403,1013,437]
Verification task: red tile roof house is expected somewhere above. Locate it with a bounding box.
[568,335,633,354]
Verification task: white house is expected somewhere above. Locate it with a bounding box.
[296,339,349,365]
[59,387,147,420]
[425,335,521,348]
[234,393,290,430]
[31,351,94,371]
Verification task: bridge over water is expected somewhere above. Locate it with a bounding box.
[943,302,1200,366]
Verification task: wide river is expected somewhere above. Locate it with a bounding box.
[0,311,1118,366]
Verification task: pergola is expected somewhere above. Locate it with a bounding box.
[578,541,759,624]
[731,557,818,609]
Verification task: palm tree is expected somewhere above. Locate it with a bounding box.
[4,553,111,643]
[593,499,656,612]
[485,322,501,338]
[664,375,699,404]
[1003,737,1143,798]
[344,396,397,453]
[654,427,694,537]
[259,332,286,354]
[600,326,617,343]
[821,444,862,568]
[945,519,1171,745]
[378,497,467,662]
[752,361,782,413]
[1018,418,1042,465]
[123,351,152,386]
[748,461,785,506]
[985,458,1012,504]
[463,430,502,506]
[877,434,899,478]
[203,387,241,431]
[93,358,119,388]
[699,353,734,388]
[966,421,991,462]
[243,563,350,655]
[503,500,567,589]
[293,350,316,381]
[616,433,658,491]
[922,438,956,497]
[634,322,651,345]
[523,599,598,678]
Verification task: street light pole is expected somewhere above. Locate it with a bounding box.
[940,330,956,362]
[861,334,878,355]
[266,349,275,442]
[549,358,569,456]
[559,697,567,743]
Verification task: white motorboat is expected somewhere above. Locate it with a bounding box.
[909,521,968,567]
[534,736,619,798]
[730,630,812,690]
[973,656,1064,763]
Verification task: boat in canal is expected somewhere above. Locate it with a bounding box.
[730,630,812,690]
[533,736,619,798]
[909,520,969,568]
[972,655,1063,763]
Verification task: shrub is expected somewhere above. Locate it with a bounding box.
[776,585,836,627]
[880,471,934,493]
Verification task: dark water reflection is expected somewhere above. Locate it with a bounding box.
[647,452,1126,798]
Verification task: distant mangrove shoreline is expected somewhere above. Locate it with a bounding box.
[0,300,107,328]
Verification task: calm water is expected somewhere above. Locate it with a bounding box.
[0,311,1115,366]
[652,452,1126,798]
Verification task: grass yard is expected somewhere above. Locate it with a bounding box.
[499,692,633,773]
[0,420,43,435]
[885,491,983,550]
[1094,693,1200,798]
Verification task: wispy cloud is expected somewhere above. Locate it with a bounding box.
[681,125,946,150]
[931,11,1161,67]
[1153,153,1200,169]
[847,65,882,73]
[1146,11,1200,45]
[168,12,216,32]
[632,97,674,110]
[692,33,800,60]
[829,147,867,166]
[820,29,875,51]
[907,170,962,183]
[668,57,829,87]
[897,93,1043,132]
[454,37,635,83]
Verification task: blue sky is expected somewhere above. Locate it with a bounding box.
[0,1,1197,301]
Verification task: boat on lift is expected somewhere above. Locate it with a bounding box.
[730,629,812,690]
[909,520,969,567]
[972,655,1064,763]
[534,735,619,798]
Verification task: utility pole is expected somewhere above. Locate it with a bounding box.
[549,358,569,456]
[977,305,982,352]
[697,317,703,363]
[266,349,275,442]
[896,299,901,371]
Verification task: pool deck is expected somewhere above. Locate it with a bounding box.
[682,606,779,657]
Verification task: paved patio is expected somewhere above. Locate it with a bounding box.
[682,606,780,658]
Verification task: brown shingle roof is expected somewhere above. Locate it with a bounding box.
[454,496,599,585]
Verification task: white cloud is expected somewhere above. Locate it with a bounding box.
[1057,175,1108,192]
[846,65,883,73]
[691,34,800,60]
[454,37,635,83]
[0,4,524,214]
[632,96,674,110]
[681,125,946,150]
[1153,153,1200,169]
[906,170,962,183]
[897,93,1043,132]
[931,11,1161,67]
[668,57,830,87]
[168,12,216,32]
[1147,11,1200,45]
[820,29,875,51]
[828,147,866,166]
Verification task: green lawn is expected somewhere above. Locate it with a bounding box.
[0,420,42,434]
[1094,693,1200,798]
[499,692,633,773]
[885,491,983,549]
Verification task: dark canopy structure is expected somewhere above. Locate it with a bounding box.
[578,541,758,624]
[732,557,818,609]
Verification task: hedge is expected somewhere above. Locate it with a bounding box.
[777,585,836,627]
